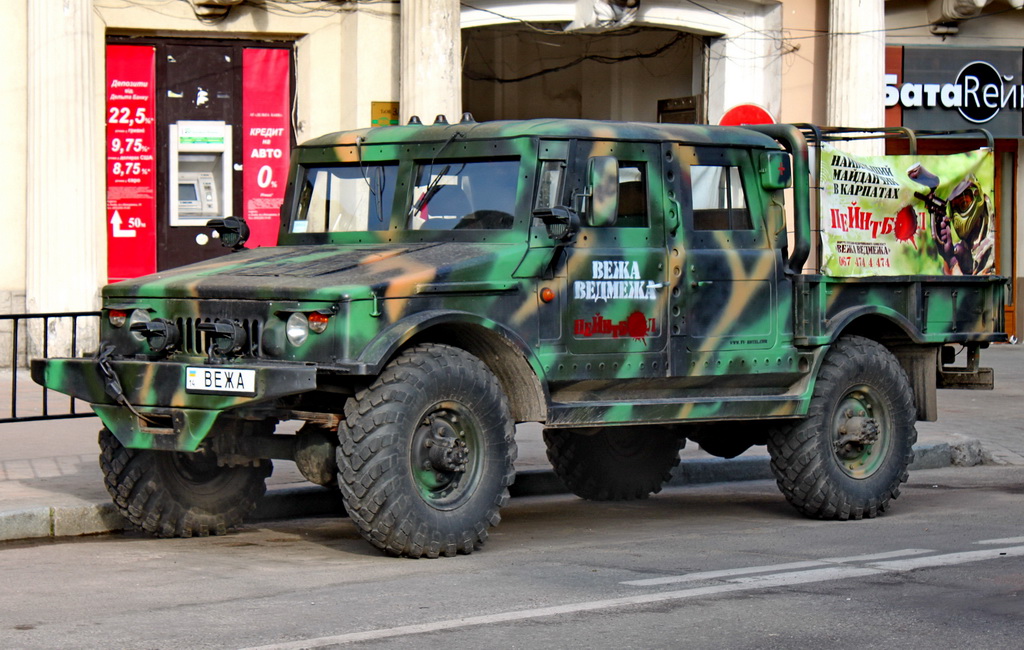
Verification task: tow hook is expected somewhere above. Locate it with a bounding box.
[96,344,151,423]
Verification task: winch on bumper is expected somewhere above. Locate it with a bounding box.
[31,357,317,452]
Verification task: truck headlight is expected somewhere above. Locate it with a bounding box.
[128,310,151,342]
[286,312,309,347]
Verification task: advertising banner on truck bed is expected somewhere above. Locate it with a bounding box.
[820,145,995,277]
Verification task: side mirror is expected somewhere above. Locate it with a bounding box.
[586,156,619,227]
[207,216,250,251]
[759,150,792,190]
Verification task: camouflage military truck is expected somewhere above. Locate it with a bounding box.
[33,118,1005,557]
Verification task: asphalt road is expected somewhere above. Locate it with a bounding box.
[1,465,1022,649]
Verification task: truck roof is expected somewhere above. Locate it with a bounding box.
[299,117,783,151]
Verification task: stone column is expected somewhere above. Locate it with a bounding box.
[827,0,885,151]
[400,0,462,124]
[26,0,103,313]
[706,4,783,125]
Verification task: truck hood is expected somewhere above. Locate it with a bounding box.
[104,243,530,302]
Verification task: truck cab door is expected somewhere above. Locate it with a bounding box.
[546,140,669,382]
[669,145,791,379]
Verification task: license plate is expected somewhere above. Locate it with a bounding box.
[185,367,257,395]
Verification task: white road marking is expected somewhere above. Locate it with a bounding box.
[239,544,1024,650]
[727,566,880,586]
[241,566,885,650]
[620,560,825,586]
[620,548,933,586]
[819,549,933,563]
[867,545,1024,571]
[976,536,1024,545]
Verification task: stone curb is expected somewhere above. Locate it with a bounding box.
[0,442,959,544]
[0,502,126,543]
[909,441,954,471]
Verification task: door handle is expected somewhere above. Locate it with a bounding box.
[691,280,714,288]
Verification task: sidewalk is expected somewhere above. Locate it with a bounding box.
[2,343,1023,543]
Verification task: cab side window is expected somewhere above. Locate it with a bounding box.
[615,162,648,228]
[691,165,752,230]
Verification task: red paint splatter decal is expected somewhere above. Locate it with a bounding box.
[894,205,918,249]
[625,311,651,342]
[574,312,656,345]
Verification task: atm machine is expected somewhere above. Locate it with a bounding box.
[169,120,232,226]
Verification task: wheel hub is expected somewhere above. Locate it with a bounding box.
[835,408,880,459]
[423,412,469,473]
[830,386,893,480]
[410,405,484,508]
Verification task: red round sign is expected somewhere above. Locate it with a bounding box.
[718,104,775,126]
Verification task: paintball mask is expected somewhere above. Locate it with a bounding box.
[947,176,988,245]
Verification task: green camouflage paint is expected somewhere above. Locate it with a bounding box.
[31,118,1006,452]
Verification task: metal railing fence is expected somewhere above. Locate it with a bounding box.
[1,311,100,424]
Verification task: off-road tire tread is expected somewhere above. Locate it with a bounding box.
[767,336,917,520]
[543,427,681,501]
[336,343,516,558]
[99,428,271,537]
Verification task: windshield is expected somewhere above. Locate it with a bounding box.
[290,164,397,234]
[288,158,520,235]
[407,159,519,230]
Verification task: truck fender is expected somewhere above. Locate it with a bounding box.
[355,309,548,422]
[826,306,926,345]
[825,308,939,421]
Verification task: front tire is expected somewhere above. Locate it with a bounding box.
[767,336,917,520]
[336,344,516,558]
[543,427,682,501]
[99,428,272,537]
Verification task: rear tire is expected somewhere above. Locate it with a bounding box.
[543,427,682,501]
[336,344,516,558]
[767,336,917,520]
[99,428,271,537]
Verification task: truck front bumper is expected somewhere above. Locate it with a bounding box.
[31,357,317,451]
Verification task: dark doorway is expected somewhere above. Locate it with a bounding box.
[159,42,239,270]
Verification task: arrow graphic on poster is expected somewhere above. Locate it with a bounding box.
[110,210,137,238]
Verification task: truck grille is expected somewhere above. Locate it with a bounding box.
[175,317,263,357]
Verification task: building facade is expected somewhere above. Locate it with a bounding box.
[0,0,787,319]
[3,0,1022,341]
[2,0,400,320]
[885,0,1024,336]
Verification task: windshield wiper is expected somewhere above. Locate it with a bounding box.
[409,164,450,220]
[372,166,386,223]
[407,130,465,222]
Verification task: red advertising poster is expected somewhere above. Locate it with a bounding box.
[243,48,291,248]
[105,45,157,282]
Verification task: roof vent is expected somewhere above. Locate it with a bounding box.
[433,114,449,125]
[460,112,476,124]
[408,115,422,125]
